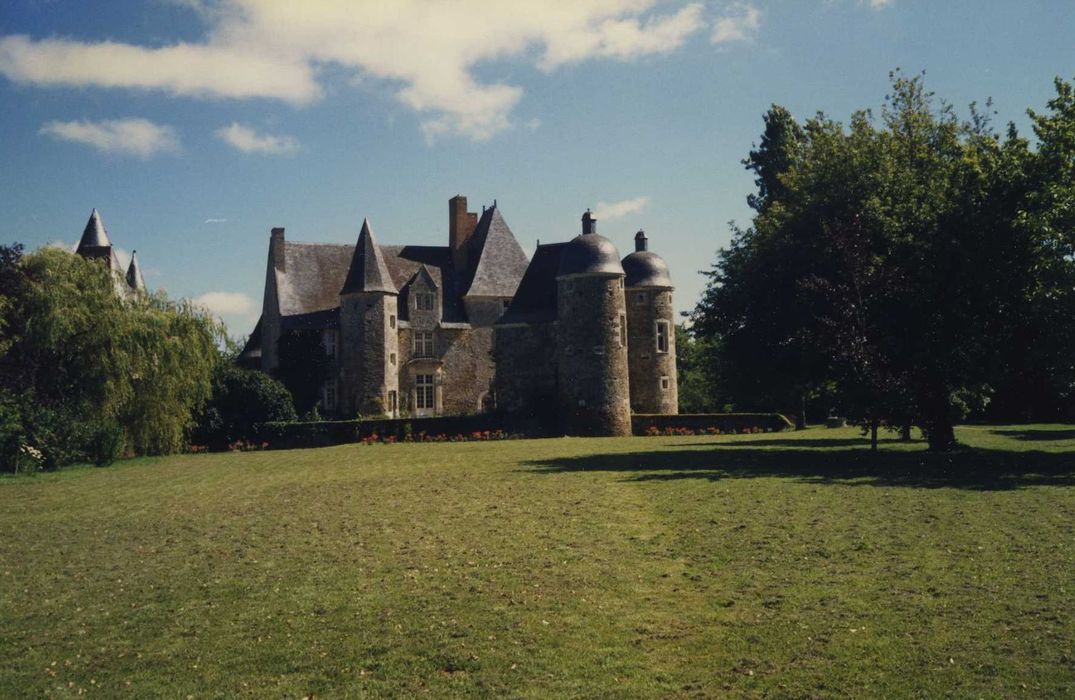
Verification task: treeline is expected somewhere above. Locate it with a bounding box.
[0,245,294,472]
[689,72,1075,450]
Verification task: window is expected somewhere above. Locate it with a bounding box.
[415,374,435,410]
[502,299,511,310]
[390,352,397,366]
[636,292,648,305]
[655,320,669,354]
[618,313,627,347]
[390,314,396,329]
[322,330,337,357]
[414,331,435,357]
[388,390,398,416]
[415,292,435,311]
[323,381,337,411]
[660,376,670,391]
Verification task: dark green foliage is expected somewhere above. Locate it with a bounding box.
[674,324,722,413]
[196,365,297,449]
[693,73,1075,451]
[275,329,331,415]
[0,247,220,469]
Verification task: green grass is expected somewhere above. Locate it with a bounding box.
[2,425,1074,698]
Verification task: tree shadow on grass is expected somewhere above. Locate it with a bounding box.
[991,428,1075,442]
[525,442,1075,491]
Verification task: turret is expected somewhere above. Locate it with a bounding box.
[75,208,124,276]
[553,211,631,436]
[126,250,146,293]
[339,218,399,417]
[622,229,677,414]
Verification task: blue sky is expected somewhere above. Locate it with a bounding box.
[1,0,1072,337]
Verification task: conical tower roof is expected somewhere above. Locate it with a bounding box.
[126,250,146,292]
[76,208,112,251]
[340,218,396,294]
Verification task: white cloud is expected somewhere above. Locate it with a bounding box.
[1,1,708,141]
[39,118,179,157]
[193,291,256,315]
[863,0,893,8]
[711,2,761,44]
[204,218,228,224]
[215,122,298,154]
[594,196,650,220]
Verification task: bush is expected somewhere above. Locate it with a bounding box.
[195,365,296,450]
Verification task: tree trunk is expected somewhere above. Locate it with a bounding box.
[925,421,956,451]
[870,421,878,451]
[900,423,912,442]
[796,394,806,431]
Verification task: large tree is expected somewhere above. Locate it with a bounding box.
[694,73,1075,451]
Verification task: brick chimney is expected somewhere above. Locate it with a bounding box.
[270,227,286,272]
[449,195,478,272]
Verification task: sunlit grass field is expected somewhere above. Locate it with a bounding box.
[2,425,1074,697]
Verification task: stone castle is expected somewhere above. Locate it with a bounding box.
[242,195,678,436]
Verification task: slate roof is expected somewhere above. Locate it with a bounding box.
[622,251,672,288]
[269,205,529,326]
[557,233,624,277]
[340,219,396,294]
[126,251,146,292]
[498,243,567,324]
[463,207,530,297]
[274,241,354,317]
[77,208,112,249]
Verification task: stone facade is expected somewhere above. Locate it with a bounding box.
[243,196,678,436]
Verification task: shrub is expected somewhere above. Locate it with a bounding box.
[195,365,296,450]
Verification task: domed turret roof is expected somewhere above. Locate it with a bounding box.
[622,250,672,288]
[557,233,624,277]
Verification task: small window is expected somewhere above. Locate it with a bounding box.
[389,314,396,329]
[502,299,510,310]
[388,390,398,415]
[414,331,435,358]
[390,352,396,366]
[655,320,669,354]
[660,376,670,391]
[322,329,337,357]
[415,292,435,311]
[415,374,435,410]
[323,381,337,411]
[619,313,627,348]
[636,292,648,305]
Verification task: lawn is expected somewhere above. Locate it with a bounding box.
[1,425,1074,698]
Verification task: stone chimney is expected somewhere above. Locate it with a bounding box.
[582,209,597,235]
[634,229,648,252]
[271,227,285,272]
[449,195,478,272]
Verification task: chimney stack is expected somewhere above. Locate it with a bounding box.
[449,195,478,272]
[270,227,286,272]
[582,209,597,235]
[634,229,648,252]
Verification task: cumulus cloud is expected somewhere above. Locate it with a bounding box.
[193,291,257,316]
[862,0,893,8]
[594,196,650,221]
[1,1,708,141]
[39,118,179,157]
[711,2,761,44]
[215,122,298,154]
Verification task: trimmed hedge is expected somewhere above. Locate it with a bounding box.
[241,411,794,452]
[251,412,544,450]
[632,413,794,436]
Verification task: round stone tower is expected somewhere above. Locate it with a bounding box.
[554,211,632,436]
[622,230,678,414]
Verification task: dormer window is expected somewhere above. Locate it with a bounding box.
[414,331,435,358]
[415,292,435,311]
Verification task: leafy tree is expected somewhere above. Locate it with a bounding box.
[694,72,1075,451]
[195,365,297,449]
[0,247,220,469]
[275,329,331,415]
[675,324,722,413]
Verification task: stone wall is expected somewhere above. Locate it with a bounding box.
[339,292,398,416]
[625,287,678,414]
[555,274,631,436]
[493,323,558,423]
[396,325,494,416]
